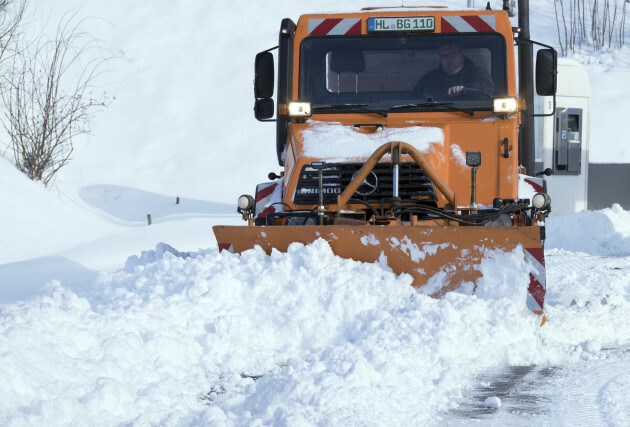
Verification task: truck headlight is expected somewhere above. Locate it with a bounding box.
[493,97,519,115]
[237,194,255,211]
[532,192,551,210]
[288,102,312,118]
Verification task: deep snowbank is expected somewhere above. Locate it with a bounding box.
[0,157,127,264]
[546,204,630,256]
[2,229,629,425]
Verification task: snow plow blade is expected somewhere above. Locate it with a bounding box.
[213,224,546,311]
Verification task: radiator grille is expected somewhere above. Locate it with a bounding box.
[293,163,437,205]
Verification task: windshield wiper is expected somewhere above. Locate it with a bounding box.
[390,102,475,116]
[313,104,388,117]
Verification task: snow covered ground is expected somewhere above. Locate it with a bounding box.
[1,0,630,425]
[1,204,630,425]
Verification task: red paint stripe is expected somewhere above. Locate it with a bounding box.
[257,206,275,218]
[524,178,544,193]
[526,247,545,267]
[218,243,232,252]
[440,17,457,33]
[256,183,277,202]
[528,274,546,308]
[462,15,494,32]
[346,20,362,35]
[310,18,343,36]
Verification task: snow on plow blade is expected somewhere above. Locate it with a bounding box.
[213,224,546,313]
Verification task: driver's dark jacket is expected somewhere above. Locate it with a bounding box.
[414,57,495,100]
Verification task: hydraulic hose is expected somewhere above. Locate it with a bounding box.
[393,202,529,226]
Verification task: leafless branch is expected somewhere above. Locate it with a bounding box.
[0,0,26,65]
[554,0,627,53]
[2,10,110,186]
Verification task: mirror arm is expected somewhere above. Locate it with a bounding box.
[529,91,556,117]
[516,38,555,51]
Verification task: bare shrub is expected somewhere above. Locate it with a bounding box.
[2,12,109,186]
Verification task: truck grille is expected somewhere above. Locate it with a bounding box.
[293,163,437,205]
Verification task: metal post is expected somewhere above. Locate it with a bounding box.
[465,151,481,212]
[311,161,328,225]
[470,167,478,208]
[392,146,401,217]
[318,168,324,225]
[393,148,400,199]
[518,0,535,175]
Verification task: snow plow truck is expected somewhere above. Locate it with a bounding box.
[213,1,556,320]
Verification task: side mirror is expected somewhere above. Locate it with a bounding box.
[254,98,274,120]
[536,49,557,96]
[255,51,274,99]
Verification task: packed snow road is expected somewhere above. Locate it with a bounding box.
[446,347,630,425]
[442,251,630,426]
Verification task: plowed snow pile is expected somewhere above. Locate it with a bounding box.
[2,206,630,425]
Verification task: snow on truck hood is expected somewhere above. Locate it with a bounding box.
[300,121,444,161]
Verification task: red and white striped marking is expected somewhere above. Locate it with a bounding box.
[308,18,362,35]
[255,182,279,218]
[218,243,234,253]
[524,177,544,193]
[441,15,496,33]
[525,247,546,312]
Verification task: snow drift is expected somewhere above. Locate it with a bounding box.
[2,229,629,425]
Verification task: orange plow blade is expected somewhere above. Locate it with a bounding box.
[213,224,546,311]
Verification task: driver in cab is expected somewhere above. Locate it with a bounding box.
[414,42,494,100]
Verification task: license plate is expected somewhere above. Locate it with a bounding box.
[368,16,435,32]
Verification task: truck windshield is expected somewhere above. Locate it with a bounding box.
[299,34,507,114]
